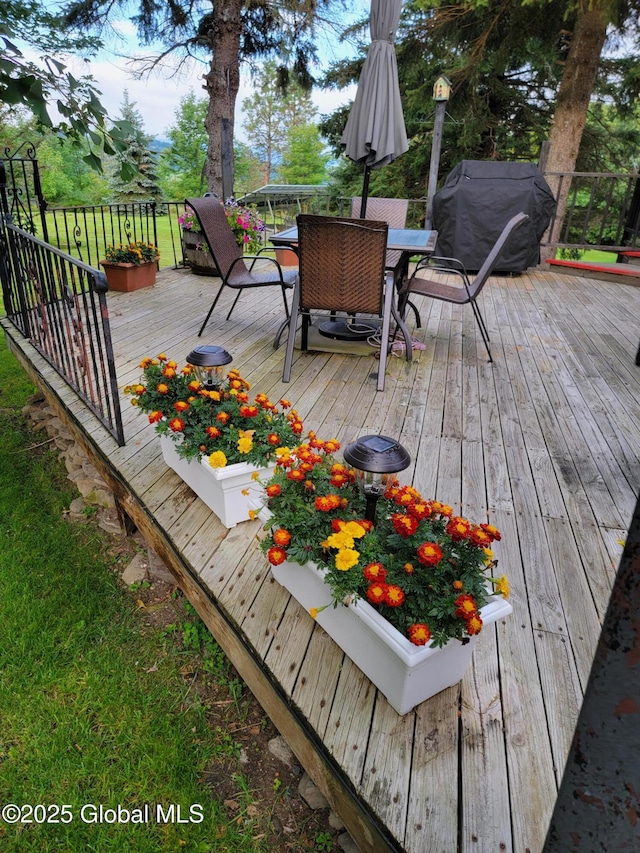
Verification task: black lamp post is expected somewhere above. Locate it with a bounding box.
[185,345,232,389]
[343,434,411,524]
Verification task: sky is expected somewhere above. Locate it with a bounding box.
[72,11,365,142]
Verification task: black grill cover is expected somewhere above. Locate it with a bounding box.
[432,161,557,272]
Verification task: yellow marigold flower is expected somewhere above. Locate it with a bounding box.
[335,548,359,571]
[275,446,291,459]
[342,520,367,539]
[208,450,227,468]
[237,435,253,454]
[483,547,494,564]
[248,509,258,520]
[325,531,355,551]
[241,488,250,496]
[310,608,319,619]
[251,471,260,481]
[494,575,510,598]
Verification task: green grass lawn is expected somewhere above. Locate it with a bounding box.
[0,338,270,853]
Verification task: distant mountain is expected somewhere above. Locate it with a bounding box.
[150,139,170,153]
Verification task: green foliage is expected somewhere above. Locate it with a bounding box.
[158,91,208,198]
[124,354,303,467]
[107,91,163,203]
[103,240,160,265]
[278,124,329,184]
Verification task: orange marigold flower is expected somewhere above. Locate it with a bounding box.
[174,400,189,413]
[206,426,221,439]
[148,411,163,424]
[384,585,405,607]
[267,433,281,446]
[493,575,510,598]
[304,480,315,491]
[403,562,415,574]
[323,439,341,453]
[455,594,478,619]
[279,398,291,408]
[266,484,281,497]
[267,546,287,566]
[291,421,304,434]
[157,353,167,361]
[363,562,387,582]
[139,357,152,369]
[315,494,341,512]
[408,499,432,520]
[417,542,443,566]
[156,383,169,394]
[408,623,432,646]
[187,380,201,392]
[391,513,419,537]
[452,580,464,590]
[273,529,291,546]
[216,411,230,424]
[239,405,259,417]
[163,366,176,378]
[287,469,306,481]
[446,516,472,540]
[466,614,483,635]
[330,472,350,487]
[470,526,492,547]
[366,582,388,605]
[168,417,184,432]
[481,523,502,541]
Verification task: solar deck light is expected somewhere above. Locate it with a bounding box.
[343,434,411,524]
[186,345,232,389]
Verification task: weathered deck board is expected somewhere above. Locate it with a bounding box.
[3,263,640,853]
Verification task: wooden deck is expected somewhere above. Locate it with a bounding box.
[4,264,640,853]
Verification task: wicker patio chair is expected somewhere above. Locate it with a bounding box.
[398,211,529,362]
[185,196,297,337]
[281,214,413,392]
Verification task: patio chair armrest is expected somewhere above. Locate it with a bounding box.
[414,254,469,276]
[245,253,290,280]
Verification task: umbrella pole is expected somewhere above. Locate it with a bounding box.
[360,167,371,218]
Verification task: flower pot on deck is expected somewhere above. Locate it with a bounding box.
[160,435,274,528]
[100,260,157,292]
[181,229,221,276]
[275,248,298,267]
[270,558,513,715]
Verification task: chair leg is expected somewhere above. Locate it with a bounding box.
[282,284,301,382]
[280,285,290,320]
[198,281,226,336]
[391,301,413,364]
[470,299,493,362]
[225,289,243,321]
[377,280,396,392]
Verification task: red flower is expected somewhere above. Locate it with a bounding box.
[273,529,291,546]
[291,421,304,434]
[470,527,492,547]
[216,411,231,424]
[315,494,341,512]
[446,516,472,540]
[391,513,419,537]
[168,417,184,432]
[363,562,387,583]
[330,472,350,487]
[156,383,169,394]
[454,594,478,620]
[287,469,305,481]
[267,433,281,446]
[174,400,189,413]
[466,614,483,635]
[408,499,432,520]
[148,411,163,424]
[206,426,221,439]
[384,585,405,607]
[480,523,501,542]
[239,405,259,417]
[267,546,287,566]
[416,542,443,566]
[266,484,281,497]
[366,582,388,605]
[279,399,291,409]
[408,623,432,646]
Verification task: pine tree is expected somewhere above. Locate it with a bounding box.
[107,91,162,204]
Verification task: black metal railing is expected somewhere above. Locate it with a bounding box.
[544,171,640,253]
[1,223,125,446]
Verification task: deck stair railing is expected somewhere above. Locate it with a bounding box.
[1,222,125,446]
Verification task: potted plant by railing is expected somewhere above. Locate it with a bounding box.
[124,352,303,527]
[179,201,266,275]
[259,442,512,714]
[100,241,160,292]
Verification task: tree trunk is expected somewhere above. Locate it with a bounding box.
[202,0,243,198]
[541,4,609,258]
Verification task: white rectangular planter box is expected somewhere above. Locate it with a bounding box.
[160,435,274,528]
[271,559,512,715]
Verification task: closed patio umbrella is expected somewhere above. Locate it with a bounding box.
[342,0,408,217]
